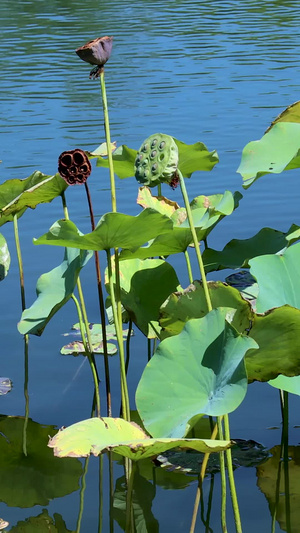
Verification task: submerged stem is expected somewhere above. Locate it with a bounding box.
[218,417,228,533]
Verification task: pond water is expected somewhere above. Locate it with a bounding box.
[1,0,300,531]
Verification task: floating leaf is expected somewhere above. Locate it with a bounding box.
[0,416,82,507]
[136,309,257,438]
[268,375,300,395]
[0,234,10,281]
[96,139,218,180]
[18,247,92,336]
[265,100,300,131]
[237,122,300,188]
[249,242,300,313]
[0,378,12,396]
[257,445,300,532]
[203,225,299,273]
[113,473,159,533]
[0,172,67,226]
[61,323,131,356]
[88,141,117,157]
[106,258,181,338]
[48,417,232,460]
[159,281,253,340]
[246,306,300,382]
[34,209,173,251]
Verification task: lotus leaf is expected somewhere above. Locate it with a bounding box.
[34,209,173,251]
[106,258,180,338]
[61,322,131,356]
[136,309,257,438]
[203,225,299,273]
[18,247,92,336]
[268,374,300,395]
[159,281,253,340]
[237,122,300,188]
[0,172,67,226]
[96,139,218,179]
[48,417,232,460]
[9,509,74,532]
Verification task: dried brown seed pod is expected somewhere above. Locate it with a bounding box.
[58,149,91,185]
[76,36,113,78]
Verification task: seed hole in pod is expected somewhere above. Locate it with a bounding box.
[150,150,157,158]
[142,143,149,152]
[159,141,166,150]
[151,139,158,148]
[61,154,73,166]
[159,153,165,161]
[151,163,158,173]
[144,169,149,177]
[70,165,77,174]
[142,158,149,167]
[138,153,144,162]
[73,151,85,165]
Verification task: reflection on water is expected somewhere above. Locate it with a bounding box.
[1,1,300,531]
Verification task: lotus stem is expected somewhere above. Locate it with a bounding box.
[99,69,117,212]
[184,250,194,284]
[98,455,103,533]
[76,456,90,533]
[106,249,130,421]
[281,390,291,532]
[125,460,136,532]
[190,419,219,533]
[178,171,212,313]
[224,414,242,533]
[84,181,112,417]
[218,417,228,533]
[125,319,133,375]
[13,214,29,456]
[72,294,101,417]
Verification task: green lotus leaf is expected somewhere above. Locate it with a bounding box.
[48,417,232,460]
[96,139,218,180]
[9,509,74,532]
[0,416,82,507]
[203,225,299,273]
[34,209,173,251]
[257,445,300,532]
[0,233,10,280]
[173,138,219,177]
[265,100,300,129]
[0,172,67,226]
[225,270,258,303]
[113,473,159,533]
[106,258,181,338]
[61,322,131,356]
[136,309,257,438]
[269,375,300,395]
[96,144,138,179]
[245,306,300,382]
[249,242,300,313]
[159,281,253,340]
[237,122,300,188]
[119,227,197,260]
[18,247,92,336]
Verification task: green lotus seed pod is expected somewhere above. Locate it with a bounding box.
[135,133,179,187]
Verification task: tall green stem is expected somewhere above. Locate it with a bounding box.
[178,171,212,312]
[13,214,29,456]
[100,69,117,213]
[224,414,242,533]
[218,417,228,533]
[106,250,130,421]
[184,250,194,284]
